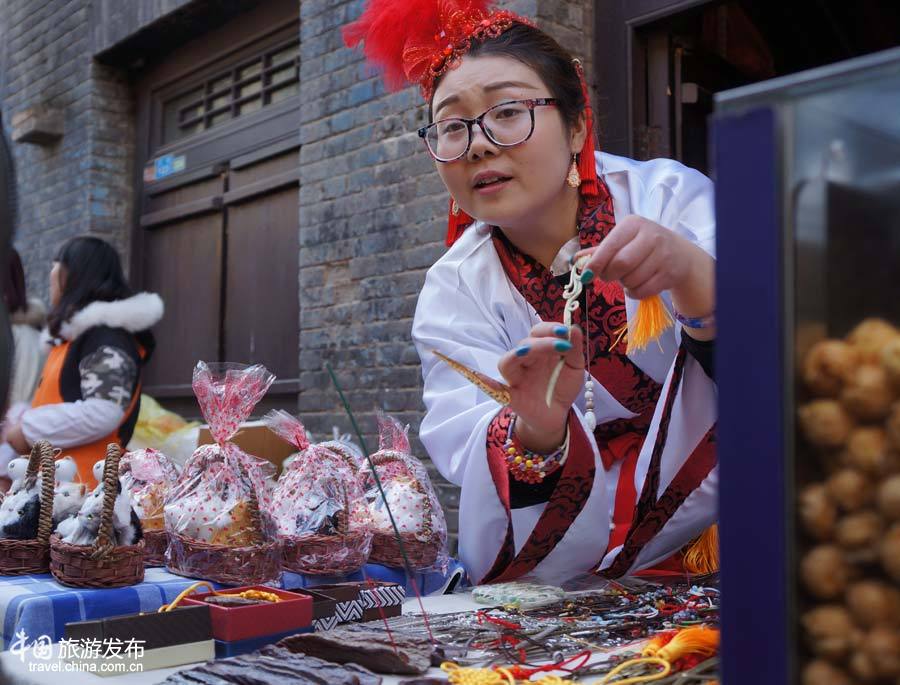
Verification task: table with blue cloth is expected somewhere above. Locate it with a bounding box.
[0,561,467,649]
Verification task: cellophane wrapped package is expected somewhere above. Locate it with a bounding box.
[266,410,372,575]
[356,412,449,572]
[164,362,280,585]
[119,448,179,533]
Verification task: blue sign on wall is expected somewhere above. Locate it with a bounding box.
[144,154,187,183]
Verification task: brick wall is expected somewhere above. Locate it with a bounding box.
[296,0,595,547]
[0,0,134,304]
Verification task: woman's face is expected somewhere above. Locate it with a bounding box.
[49,261,65,307]
[430,55,584,230]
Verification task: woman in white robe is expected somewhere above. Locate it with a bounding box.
[413,149,717,584]
[346,2,718,585]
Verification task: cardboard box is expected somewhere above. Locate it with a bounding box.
[67,641,215,677]
[308,583,364,623]
[64,605,214,672]
[288,589,340,632]
[359,581,405,622]
[213,626,312,658]
[181,586,313,642]
[308,581,405,623]
[197,420,296,473]
[64,605,212,651]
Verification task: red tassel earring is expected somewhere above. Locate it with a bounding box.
[573,60,599,200]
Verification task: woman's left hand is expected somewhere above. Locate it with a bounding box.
[575,214,696,300]
[576,214,716,340]
[4,422,30,455]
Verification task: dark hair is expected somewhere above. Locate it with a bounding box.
[0,113,17,416]
[47,236,133,337]
[431,23,586,132]
[3,248,27,314]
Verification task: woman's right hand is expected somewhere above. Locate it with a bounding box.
[497,323,585,453]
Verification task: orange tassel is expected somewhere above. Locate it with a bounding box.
[641,631,677,658]
[643,626,720,663]
[683,524,719,575]
[611,295,675,353]
[446,196,475,247]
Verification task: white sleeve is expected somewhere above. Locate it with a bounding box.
[412,257,512,486]
[413,245,611,585]
[20,398,125,449]
[646,158,716,258]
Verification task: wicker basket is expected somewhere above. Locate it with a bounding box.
[50,444,145,588]
[166,534,281,585]
[142,529,168,566]
[0,441,56,575]
[280,447,370,576]
[366,452,443,569]
[166,465,280,585]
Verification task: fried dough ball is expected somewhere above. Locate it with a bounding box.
[853,628,900,680]
[804,340,859,397]
[842,365,895,421]
[801,545,851,600]
[847,318,900,363]
[878,476,900,521]
[846,580,900,629]
[827,468,874,512]
[835,510,883,552]
[799,484,837,541]
[799,400,854,448]
[801,605,858,660]
[802,660,852,685]
[844,427,895,475]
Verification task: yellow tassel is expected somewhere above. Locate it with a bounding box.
[651,626,720,663]
[683,524,719,574]
[440,663,572,684]
[158,581,281,613]
[598,657,671,684]
[158,581,216,612]
[610,295,674,353]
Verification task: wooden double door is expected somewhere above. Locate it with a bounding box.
[133,0,300,415]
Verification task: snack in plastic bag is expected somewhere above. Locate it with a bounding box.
[120,448,179,532]
[164,362,280,585]
[119,448,180,566]
[266,411,372,575]
[355,412,448,572]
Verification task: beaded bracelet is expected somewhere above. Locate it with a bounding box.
[504,417,569,484]
[674,310,716,330]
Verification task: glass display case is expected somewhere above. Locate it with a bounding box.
[714,48,900,685]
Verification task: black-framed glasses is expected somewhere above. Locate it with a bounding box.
[417,98,559,163]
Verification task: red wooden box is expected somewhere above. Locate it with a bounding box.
[181,585,313,642]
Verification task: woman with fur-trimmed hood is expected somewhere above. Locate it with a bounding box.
[4,237,163,486]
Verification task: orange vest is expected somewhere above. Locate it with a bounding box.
[31,341,142,488]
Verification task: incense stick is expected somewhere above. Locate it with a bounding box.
[325,362,436,644]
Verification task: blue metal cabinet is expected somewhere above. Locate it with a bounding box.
[714,48,900,685]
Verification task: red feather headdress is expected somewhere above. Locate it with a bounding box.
[343,0,529,99]
[343,0,600,246]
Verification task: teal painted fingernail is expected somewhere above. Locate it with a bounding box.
[515,345,530,357]
[554,340,573,353]
[554,325,568,338]
[580,269,594,284]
